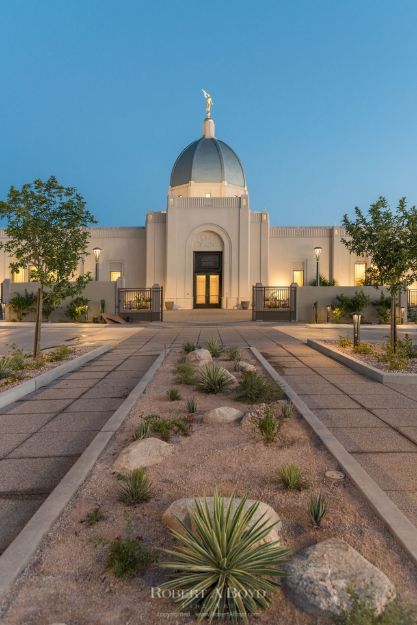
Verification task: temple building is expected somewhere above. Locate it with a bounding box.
[0,100,373,311]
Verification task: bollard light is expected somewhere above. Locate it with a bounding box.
[326,305,332,323]
[353,313,361,346]
[400,306,406,324]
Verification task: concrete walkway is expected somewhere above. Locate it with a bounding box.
[0,327,172,553]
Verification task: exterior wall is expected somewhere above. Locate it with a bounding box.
[168,181,247,198]
[296,285,391,323]
[87,227,146,288]
[146,212,166,287]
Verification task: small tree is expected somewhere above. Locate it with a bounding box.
[0,177,96,356]
[342,197,417,349]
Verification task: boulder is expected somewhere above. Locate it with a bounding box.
[162,496,282,544]
[238,361,257,373]
[286,538,395,618]
[223,368,239,386]
[112,437,174,473]
[186,348,212,366]
[203,406,244,424]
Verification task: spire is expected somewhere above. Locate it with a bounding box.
[201,89,215,137]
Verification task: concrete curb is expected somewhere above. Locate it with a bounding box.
[0,349,167,610]
[307,338,417,384]
[0,344,112,410]
[251,346,417,568]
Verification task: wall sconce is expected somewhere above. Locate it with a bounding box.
[93,247,102,281]
[353,313,361,346]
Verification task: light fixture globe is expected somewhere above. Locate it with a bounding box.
[314,246,323,260]
[93,247,102,262]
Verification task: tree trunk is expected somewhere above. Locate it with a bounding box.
[33,287,43,358]
[390,294,397,352]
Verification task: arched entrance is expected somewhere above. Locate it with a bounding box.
[194,251,222,308]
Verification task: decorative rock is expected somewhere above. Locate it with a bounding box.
[186,348,213,366]
[203,406,244,424]
[286,538,396,617]
[162,496,282,544]
[112,437,174,473]
[223,368,238,386]
[238,361,257,373]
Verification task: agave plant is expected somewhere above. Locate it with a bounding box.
[160,491,289,622]
[309,491,328,527]
[196,363,232,394]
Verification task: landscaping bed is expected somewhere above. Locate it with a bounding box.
[0,343,92,393]
[2,346,417,625]
[321,338,417,374]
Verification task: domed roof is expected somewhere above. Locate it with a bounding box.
[170,137,246,188]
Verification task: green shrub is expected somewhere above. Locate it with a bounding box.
[379,338,414,370]
[0,357,15,380]
[233,358,242,372]
[185,396,197,413]
[107,537,152,578]
[257,405,281,443]
[206,337,222,357]
[83,507,106,526]
[47,345,73,362]
[339,336,352,348]
[278,464,305,490]
[65,296,89,321]
[225,346,240,361]
[281,401,294,419]
[131,420,152,441]
[236,370,284,403]
[152,418,172,441]
[332,306,345,322]
[167,387,181,401]
[9,289,37,321]
[175,362,195,385]
[7,345,27,370]
[353,342,374,355]
[196,363,232,394]
[309,492,327,527]
[159,491,290,621]
[372,293,391,324]
[335,291,370,318]
[182,342,196,353]
[397,334,417,358]
[118,468,152,505]
[171,417,191,436]
[309,274,337,286]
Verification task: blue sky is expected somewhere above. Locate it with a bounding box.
[1,0,417,226]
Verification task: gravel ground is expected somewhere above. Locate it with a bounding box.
[323,339,417,373]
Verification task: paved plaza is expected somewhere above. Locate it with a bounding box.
[0,319,417,555]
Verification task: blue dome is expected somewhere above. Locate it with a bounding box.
[170,137,246,188]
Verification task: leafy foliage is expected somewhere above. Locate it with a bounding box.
[353,342,374,355]
[338,336,352,348]
[0,176,96,354]
[196,363,232,394]
[334,291,370,317]
[175,362,196,385]
[256,405,281,443]
[182,342,196,353]
[107,537,152,578]
[65,296,89,321]
[224,346,240,361]
[372,293,391,324]
[160,491,290,622]
[131,420,152,441]
[118,468,152,505]
[280,401,294,419]
[167,387,181,401]
[309,274,337,286]
[46,345,73,361]
[309,492,328,527]
[236,371,284,403]
[335,595,417,625]
[8,290,36,321]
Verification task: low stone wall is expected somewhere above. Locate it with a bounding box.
[2,280,118,322]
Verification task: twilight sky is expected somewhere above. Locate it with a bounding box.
[1,0,417,226]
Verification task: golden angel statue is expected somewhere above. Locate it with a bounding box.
[202,89,213,119]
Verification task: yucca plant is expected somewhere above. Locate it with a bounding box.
[206,337,222,357]
[175,362,196,385]
[118,468,152,505]
[309,491,328,527]
[131,420,152,441]
[257,406,280,443]
[278,464,305,490]
[196,363,232,394]
[160,491,290,622]
[185,396,197,413]
[236,371,284,404]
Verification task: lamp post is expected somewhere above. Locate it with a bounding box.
[93,247,102,281]
[353,313,361,347]
[326,305,332,323]
[314,247,322,286]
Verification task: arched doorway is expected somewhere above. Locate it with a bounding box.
[191,231,223,308]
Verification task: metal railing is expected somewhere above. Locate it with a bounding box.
[252,285,297,321]
[118,287,163,322]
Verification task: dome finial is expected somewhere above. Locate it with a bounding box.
[201,89,215,138]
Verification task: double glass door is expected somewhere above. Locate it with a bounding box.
[194,252,222,308]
